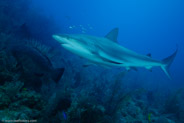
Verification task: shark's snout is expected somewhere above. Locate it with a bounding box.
[52,34,69,44]
[52,35,60,40]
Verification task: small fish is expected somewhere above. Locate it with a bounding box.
[69,25,76,29]
[69,26,73,29]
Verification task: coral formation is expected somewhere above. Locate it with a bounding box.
[0,81,45,121]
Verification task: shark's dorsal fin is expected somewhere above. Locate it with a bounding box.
[105,28,119,43]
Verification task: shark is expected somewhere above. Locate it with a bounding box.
[53,28,177,79]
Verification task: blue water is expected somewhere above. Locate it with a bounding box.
[0,0,184,122]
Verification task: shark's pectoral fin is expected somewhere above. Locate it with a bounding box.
[101,57,123,65]
[105,28,119,43]
[98,51,123,65]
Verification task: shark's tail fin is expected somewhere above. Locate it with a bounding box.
[161,48,178,79]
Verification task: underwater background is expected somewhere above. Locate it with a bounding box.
[0,0,184,122]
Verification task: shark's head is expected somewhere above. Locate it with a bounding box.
[52,34,72,44]
[52,34,88,46]
[52,34,94,59]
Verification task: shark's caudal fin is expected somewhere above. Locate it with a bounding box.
[161,48,178,79]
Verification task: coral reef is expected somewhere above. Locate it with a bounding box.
[0,81,45,121]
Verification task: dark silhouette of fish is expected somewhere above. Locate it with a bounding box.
[11,44,65,83]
